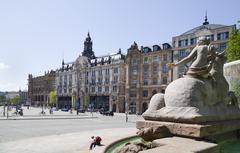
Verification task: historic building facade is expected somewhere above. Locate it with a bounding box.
[55,33,126,112]
[125,42,173,114]
[28,71,56,106]
[55,61,76,109]
[172,16,236,80]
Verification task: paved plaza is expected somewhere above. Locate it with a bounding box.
[0,106,143,153]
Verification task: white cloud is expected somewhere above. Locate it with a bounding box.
[0,62,10,70]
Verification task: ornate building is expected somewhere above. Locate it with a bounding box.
[28,71,56,106]
[55,33,126,112]
[172,15,236,79]
[55,60,76,109]
[125,42,173,114]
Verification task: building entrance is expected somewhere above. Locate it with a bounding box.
[90,96,109,110]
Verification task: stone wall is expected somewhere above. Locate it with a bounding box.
[224,60,240,103]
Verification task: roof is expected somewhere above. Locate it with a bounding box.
[181,24,227,35]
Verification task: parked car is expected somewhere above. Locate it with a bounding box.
[77,108,85,113]
[61,108,69,112]
[100,110,114,116]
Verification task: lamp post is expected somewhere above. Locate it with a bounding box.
[125,100,128,122]
[6,92,9,119]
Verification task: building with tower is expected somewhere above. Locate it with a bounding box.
[55,33,126,112]
[82,32,95,59]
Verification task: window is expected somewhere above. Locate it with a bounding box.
[206,34,214,41]
[130,91,136,97]
[143,90,148,97]
[91,78,95,84]
[98,86,102,92]
[185,39,188,46]
[153,45,159,51]
[153,78,158,85]
[105,86,109,92]
[143,47,149,53]
[91,87,95,92]
[162,65,168,73]
[179,50,187,58]
[152,66,158,75]
[92,71,95,77]
[132,69,137,75]
[217,32,229,40]
[163,44,170,50]
[190,38,197,45]
[132,59,137,65]
[163,54,167,61]
[162,76,167,84]
[105,69,110,75]
[113,86,117,92]
[98,70,102,76]
[113,76,118,83]
[143,79,148,85]
[143,66,148,76]
[98,78,102,84]
[219,43,226,51]
[105,77,110,84]
[178,39,187,47]
[69,88,72,93]
[152,56,158,62]
[114,68,118,74]
[143,57,148,64]
[85,87,88,93]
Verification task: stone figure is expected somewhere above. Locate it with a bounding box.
[143,37,240,123]
[168,37,216,78]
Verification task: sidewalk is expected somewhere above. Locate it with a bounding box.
[0,128,137,153]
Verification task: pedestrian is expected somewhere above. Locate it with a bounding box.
[49,107,53,114]
[89,136,102,150]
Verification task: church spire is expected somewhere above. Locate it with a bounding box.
[82,32,95,59]
[203,10,209,25]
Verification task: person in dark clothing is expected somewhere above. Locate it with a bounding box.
[90,136,102,150]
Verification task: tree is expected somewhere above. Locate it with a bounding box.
[0,95,6,105]
[10,96,20,105]
[48,91,56,107]
[226,29,240,62]
[232,80,240,102]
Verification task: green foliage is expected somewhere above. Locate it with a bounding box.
[10,96,20,105]
[231,80,240,98]
[48,91,56,106]
[226,29,240,62]
[0,95,6,105]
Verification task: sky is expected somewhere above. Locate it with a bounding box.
[0,0,239,91]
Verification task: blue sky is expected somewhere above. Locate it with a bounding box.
[0,0,239,91]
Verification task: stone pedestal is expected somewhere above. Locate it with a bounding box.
[136,120,240,139]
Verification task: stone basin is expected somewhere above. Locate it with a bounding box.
[104,136,141,153]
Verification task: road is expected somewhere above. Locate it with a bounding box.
[0,107,143,153]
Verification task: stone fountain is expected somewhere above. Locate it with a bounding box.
[136,38,240,153]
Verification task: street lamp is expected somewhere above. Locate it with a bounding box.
[6,92,9,119]
[125,100,128,122]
